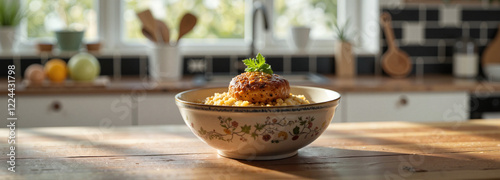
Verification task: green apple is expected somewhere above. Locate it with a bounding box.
[67,52,101,81]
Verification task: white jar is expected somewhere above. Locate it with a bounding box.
[453,38,478,78]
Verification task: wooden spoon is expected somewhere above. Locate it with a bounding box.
[137,10,162,43]
[156,20,170,44]
[380,12,411,78]
[177,13,197,42]
[141,27,157,42]
[482,25,500,67]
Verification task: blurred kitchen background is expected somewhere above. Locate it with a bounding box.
[1,0,500,127]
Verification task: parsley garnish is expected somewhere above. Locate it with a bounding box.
[242,53,273,74]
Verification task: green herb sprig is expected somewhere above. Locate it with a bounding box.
[243,53,273,74]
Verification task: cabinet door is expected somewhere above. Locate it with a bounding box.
[345,92,469,122]
[17,95,133,127]
[137,93,184,125]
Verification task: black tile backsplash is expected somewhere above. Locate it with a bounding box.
[470,28,498,40]
[462,10,500,21]
[291,57,309,72]
[266,57,284,73]
[426,9,439,21]
[423,63,452,74]
[0,59,14,77]
[212,57,230,73]
[379,5,500,76]
[121,58,140,76]
[97,58,114,76]
[316,57,334,74]
[357,56,376,75]
[382,8,420,21]
[425,28,462,39]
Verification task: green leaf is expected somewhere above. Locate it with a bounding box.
[293,126,300,135]
[241,125,251,134]
[251,133,258,140]
[254,123,263,131]
[242,53,273,74]
[199,127,207,135]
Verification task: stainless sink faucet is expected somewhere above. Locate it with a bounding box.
[250,1,269,57]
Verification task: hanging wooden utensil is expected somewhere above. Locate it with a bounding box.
[380,12,412,78]
[156,20,170,44]
[482,25,500,67]
[137,10,162,43]
[177,13,197,42]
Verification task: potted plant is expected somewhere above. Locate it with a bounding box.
[334,20,356,78]
[53,1,85,52]
[0,0,24,52]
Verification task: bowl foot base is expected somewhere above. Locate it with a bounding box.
[217,150,298,160]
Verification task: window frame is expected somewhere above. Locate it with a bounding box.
[12,0,379,57]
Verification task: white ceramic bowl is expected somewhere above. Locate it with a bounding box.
[485,64,500,81]
[175,86,341,160]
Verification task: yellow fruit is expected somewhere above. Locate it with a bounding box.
[44,59,67,83]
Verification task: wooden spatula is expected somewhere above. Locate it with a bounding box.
[177,13,197,42]
[380,12,411,78]
[482,25,500,66]
[137,10,162,43]
[141,27,157,43]
[156,20,170,44]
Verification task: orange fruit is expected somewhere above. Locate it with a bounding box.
[44,59,68,83]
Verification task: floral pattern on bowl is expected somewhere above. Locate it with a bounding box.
[194,116,326,144]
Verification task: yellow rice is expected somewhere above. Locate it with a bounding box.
[204,92,310,106]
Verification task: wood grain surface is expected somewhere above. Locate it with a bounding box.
[1,120,499,179]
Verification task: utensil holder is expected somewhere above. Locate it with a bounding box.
[148,45,182,81]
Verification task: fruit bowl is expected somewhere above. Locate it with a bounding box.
[175,86,340,160]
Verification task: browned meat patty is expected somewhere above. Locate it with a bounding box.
[228,72,290,103]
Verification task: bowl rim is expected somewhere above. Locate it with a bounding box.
[175,85,341,109]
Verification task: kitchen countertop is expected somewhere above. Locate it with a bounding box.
[1,120,499,179]
[1,75,500,95]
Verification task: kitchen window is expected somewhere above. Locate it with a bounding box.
[273,0,337,40]
[24,0,98,41]
[15,0,378,56]
[123,0,246,42]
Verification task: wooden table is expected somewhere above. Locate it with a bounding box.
[2,120,500,179]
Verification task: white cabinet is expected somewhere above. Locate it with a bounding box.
[8,90,471,127]
[137,93,184,125]
[344,92,469,122]
[16,94,133,127]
